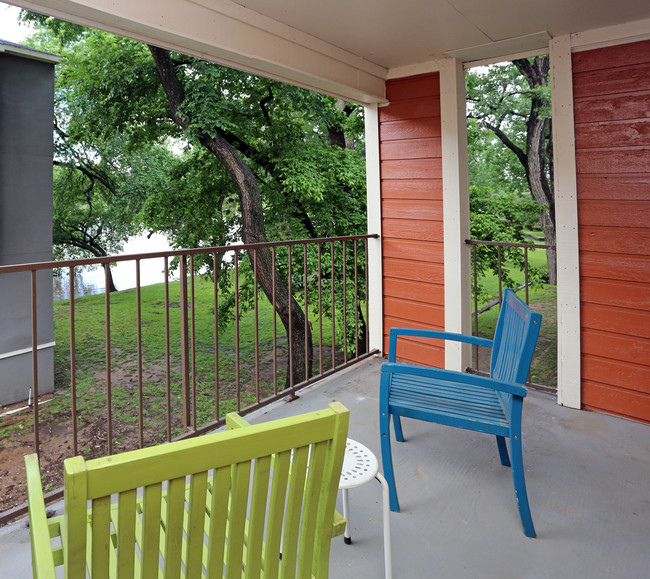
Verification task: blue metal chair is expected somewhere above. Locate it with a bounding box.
[379,288,541,538]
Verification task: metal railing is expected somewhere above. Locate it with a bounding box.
[0,234,378,524]
[466,238,555,391]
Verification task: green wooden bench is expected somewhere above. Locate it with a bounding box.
[379,288,541,538]
[26,402,349,578]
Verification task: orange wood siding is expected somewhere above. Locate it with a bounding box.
[573,40,650,423]
[379,74,445,366]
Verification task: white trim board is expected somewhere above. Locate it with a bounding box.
[0,342,56,362]
[364,104,384,354]
[550,35,581,410]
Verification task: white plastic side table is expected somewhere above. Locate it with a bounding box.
[339,438,392,579]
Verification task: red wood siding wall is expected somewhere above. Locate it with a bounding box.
[573,39,650,423]
[379,73,445,366]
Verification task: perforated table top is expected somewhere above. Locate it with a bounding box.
[339,438,379,490]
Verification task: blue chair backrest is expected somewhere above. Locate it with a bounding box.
[490,289,542,386]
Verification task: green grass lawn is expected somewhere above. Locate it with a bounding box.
[47,277,338,450]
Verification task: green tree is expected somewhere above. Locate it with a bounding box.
[24,16,367,384]
[466,58,555,283]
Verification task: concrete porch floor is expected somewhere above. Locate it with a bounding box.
[1,356,649,577]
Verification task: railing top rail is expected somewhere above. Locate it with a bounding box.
[0,234,380,275]
[465,239,554,250]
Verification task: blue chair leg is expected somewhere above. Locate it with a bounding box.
[393,415,405,442]
[380,373,400,512]
[509,430,536,538]
[496,435,511,467]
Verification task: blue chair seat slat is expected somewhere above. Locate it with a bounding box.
[389,401,510,437]
[379,288,541,539]
[389,371,504,403]
[389,378,508,424]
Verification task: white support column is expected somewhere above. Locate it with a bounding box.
[365,104,384,354]
[439,58,471,371]
[550,35,581,409]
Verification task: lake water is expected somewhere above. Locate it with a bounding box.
[52,234,174,301]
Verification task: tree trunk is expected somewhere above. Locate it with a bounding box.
[513,56,557,284]
[103,263,118,293]
[149,46,312,387]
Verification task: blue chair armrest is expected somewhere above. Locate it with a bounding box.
[387,327,493,362]
[381,361,527,398]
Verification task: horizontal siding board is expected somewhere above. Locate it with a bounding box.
[572,39,650,74]
[382,239,444,262]
[383,257,444,284]
[381,158,443,179]
[578,199,650,227]
[576,148,650,174]
[379,97,441,122]
[381,179,442,199]
[581,303,650,339]
[574,91,650,124]
[580,252,650,284]
[380,137,442,160]
[574,119,650,149]
[579,226,650,255]
[380,118,442,141]
[383,277,445,304]
[383,315,444,334]
[383,335,445,368]
[382,199,443,221]
[581,381,650,423]
[582,329,650,365]
[581,355,650,394]
[580,278,650,310]
[576,174,650,199]
[385,73,440,101]
[572,63,650,99]
[382,218,443,242]
[383,297,444,326]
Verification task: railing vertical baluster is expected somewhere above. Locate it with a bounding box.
[330,242,335,370]
[213,252,220,421]
[317,243,323,375]
[69,266,78,456]
[364,238,370,355]
[497,246,503,306]
[524,247,530,304]
[272,247,277,395]
[354,240,359,360]
[253,249,260,403]
[136,259,144,448]
[30,270,39,457]
[342,240,348,364]
[104,264,112,455]
[190,255,197,431]
[303,244,309,380]
[288,245,293,389]
[179,255,191,431]
[473,244,479,369]
[164,257,171,442]
[234,250,241,411]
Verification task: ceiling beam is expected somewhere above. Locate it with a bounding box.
[10,0,388,104]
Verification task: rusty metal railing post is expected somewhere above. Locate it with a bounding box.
[30,270,40,458]
[179,254,191,431]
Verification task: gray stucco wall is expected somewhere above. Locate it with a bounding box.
[0,47,56,406]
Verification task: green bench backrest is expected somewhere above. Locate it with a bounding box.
[61,402,349,579]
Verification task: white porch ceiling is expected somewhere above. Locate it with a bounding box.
[7,0,650,103]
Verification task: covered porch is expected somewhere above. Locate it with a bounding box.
[2,357,649,577]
